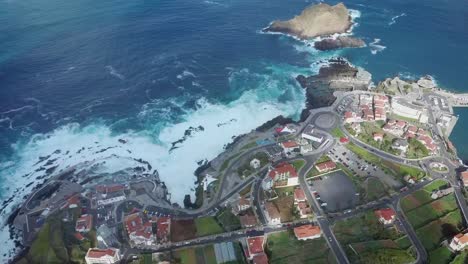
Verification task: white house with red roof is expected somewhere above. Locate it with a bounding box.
[265,162,298,188]
[279,140,299,154]
[246,236,266,260]
[374,208,396,225]
[294,188,306,203]
[450,233,468,251]
[344,111,362,123]
[124,213,155,246]
[315,160,337,173]
[156,217,171,243]
[293,225,321,240]
[373,133,384,142]
[296,202,311,218]
[85,248,121,264]
[461,171,468,187]
[75,214,93,233]
[264,202,281,225]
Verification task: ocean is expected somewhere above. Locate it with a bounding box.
[0,0,467,260]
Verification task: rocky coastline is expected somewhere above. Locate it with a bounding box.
[263,3,352,39]
[314,36,366,51]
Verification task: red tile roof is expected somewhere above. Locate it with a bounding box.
[281,140,299,149]
[74,232,85,241]
[240,213,257,227]
[252,253,269,264]
[76,214,93,232]
[265,202,280,220]
[339,137,349,143]
[268,162,297,178]
[461,171,468,184]
[86,248,118,259]
[315,161,337,172]
[156,217,170,241]
[293,225,321,239]
[247,236,265,255]
[294,188,306,201]
[374,208,396,221]
[125,213,143,234]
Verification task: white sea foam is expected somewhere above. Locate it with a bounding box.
[369,38,386,55]
[389,13,406,26]
[0,64,306,262]
[105,65,125,80]
[176,70,196,80]
[203,0,227,7]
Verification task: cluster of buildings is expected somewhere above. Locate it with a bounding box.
[294,188,311,219]
[263,162,298,189]
[390,97,428,123]
[315,160,337,174]
[123,211,171,247]
[275,124,328,156]
[344,94,389,124]
[382,120,437,154]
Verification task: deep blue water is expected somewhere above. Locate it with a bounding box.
[0,0,468,258]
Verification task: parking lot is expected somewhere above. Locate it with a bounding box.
[311,170,358,212]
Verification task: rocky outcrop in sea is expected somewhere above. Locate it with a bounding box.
[314,36,366,51]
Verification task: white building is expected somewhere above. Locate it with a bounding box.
[250,158,261,169]
[85,248,121,264]
[293,225,321,241]
[301,125,324,143]
[264,202,281,225]
[391,98,428,123]
[450,233,468,251]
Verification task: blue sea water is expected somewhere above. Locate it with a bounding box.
[0,0,467,259]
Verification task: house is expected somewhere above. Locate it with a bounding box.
[344,111,362,123]
[124,213,154,246]
[392,139,409,153]
[239,213,257,228]
[293,225,321,240]
[264,202,281,225]
[340,137,349,144]
[294,188,306,203]
[315,160,337,173]
[449,233,468,251]
[404,175,416,184]
[267,162,299,187]
[460,171,468,187]
[85,248,121,264]
[275,125,296,135]
[238,196,251,211]
[67,195,80,209]
[374,107,386,121]
[250,158,261,169]
[373,133,384,142]
[349,122,361,135]
[374,208,396,225]
[417,135,438,154]
[302,125,324,143]
[252,253,269,264]
[279,140,299,154]
[296,202,311,218]
[431,187,454,199]
[76,214,93,233]
[156,217,171,243]
[246,236,265,259]
[74,232,85,241]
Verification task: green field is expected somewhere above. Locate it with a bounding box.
[216,208,241,231]
[266,230,333,264]
[450,251,468,264]
[331,127,346,138]
[406,195,459,228]
[415,210,463,251]
[333,211,414,263]
[428,247,454,264]
[195,217,224,237]
[176,248,197,264]
[292,160,306,171]
[401,179,451,212]
[365,177,388,201]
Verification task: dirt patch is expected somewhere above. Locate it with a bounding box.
[171,219,197,242]
[431,200,444,212]
[406,195,422,209]
[273,196,294,222]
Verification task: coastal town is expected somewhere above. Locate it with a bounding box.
[4,2,468,264]
[9,58,468,264]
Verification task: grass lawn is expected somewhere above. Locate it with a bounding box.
[292,160,305,171]
[266,231,331,264]
[195,217,224,237]
[220,153,241,172]
[357,248,415,264]
[331,127,345,138]
[423,179,449,192]
[428,247,454,264]
[415,210,463,251]
[176,248,197,264]
[365,177,387,201]
[394,236,412,249]
[406,195,459,228]
[203,245,217,264]
[274,186,295,197]
[450,251,468,264]
[240,141,257,150]
[216,208,241,231]
[402,180,451,212]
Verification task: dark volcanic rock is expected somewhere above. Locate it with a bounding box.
[314,36,365,51]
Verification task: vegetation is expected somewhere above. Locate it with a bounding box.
[216,207,241,232]
[406,195,459,228]
[291,159,305,171]
[195,217,224,237]
[414,210,463,251]
[237,152,269,178]
[428,247,454,264]
[331,127,345,138]
[401,179,449,211]
[450,251,468,264]
[407,138,430,158]
[365,177,388,201]
[266,231,332,263]
[333,211,414,263]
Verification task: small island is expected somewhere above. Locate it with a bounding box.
[264,3,352,39]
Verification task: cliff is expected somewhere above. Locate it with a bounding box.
[264,3,352,39]
[314,36,365,51]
